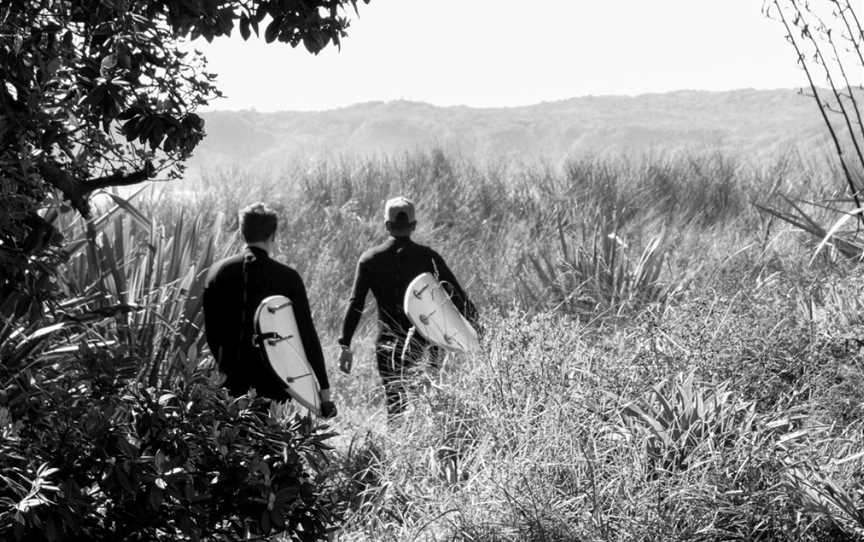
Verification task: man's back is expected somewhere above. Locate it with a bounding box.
[341,237,474,342]
[203,246,328,398]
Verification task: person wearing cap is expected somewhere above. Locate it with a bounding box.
[337,196,477,417]
[203,202,337,418]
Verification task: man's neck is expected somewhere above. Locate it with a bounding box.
[246,241,270,253]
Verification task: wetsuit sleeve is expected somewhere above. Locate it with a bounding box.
[291,274,330,390]
[339,259,370,347]
[431,250,478,324]
[202,271,225,369]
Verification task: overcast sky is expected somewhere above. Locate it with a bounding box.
[197,0,808,112]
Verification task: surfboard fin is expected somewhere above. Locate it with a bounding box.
[268,300,293,313]
[284,372,312,384]
[443,335,467,349]
[419,310,437,326]
[267,334,294,346]
[413,284,430,299]
[254,332,294,346]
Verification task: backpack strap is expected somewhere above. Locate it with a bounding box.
[240,250,255,349]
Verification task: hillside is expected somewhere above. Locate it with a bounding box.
[190,88,837,172]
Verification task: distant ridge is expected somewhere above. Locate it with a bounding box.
[191,89,835,171]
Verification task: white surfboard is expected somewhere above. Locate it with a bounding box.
[254,295,322,416]
[404,272,479,353]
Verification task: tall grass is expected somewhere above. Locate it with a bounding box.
[46,191,237,387]
[46,148,864,540]
[175,150,823,320]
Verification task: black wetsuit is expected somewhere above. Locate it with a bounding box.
[203,246,329,400]
[339,237,476,414]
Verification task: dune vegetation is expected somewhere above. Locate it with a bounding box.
[10,147,863,541]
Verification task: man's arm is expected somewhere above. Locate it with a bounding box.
[339,259,370,347]
[202,274,225,370]
[431,251,478,324]
[290,272,330,391]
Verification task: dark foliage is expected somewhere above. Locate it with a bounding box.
[0,0,367,300]
[1,3,369,536]
[0,336,338,541]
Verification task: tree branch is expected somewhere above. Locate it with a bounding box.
[39,161,156,218]
[81,162,155,193]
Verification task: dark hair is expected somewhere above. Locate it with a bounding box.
[239,203,278,243]
[385,219,416,238]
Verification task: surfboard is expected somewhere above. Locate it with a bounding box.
[403,272,479,353]
[254,295,322,416]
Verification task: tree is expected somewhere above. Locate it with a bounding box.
[1,4,367,537]
[0,0,368,302]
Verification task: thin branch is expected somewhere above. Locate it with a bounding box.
[845,0,864,46]
[793,2,864,176]
[825,26,864,142]
[774,0,864,222]
[833,0,864,68]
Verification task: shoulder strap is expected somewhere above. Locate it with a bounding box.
[240,251,255,347]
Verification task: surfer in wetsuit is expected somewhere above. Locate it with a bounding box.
[338,196,477,417]
[203,203,337,418]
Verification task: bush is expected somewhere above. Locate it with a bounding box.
[1,367,338,540]
[0,298,339,541]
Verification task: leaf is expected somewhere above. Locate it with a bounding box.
[115,465,135,493]
[303,34,322,54]
[118,438,139,459]
[121,117,141,141]
[265,18,281,43]
[240,15,251,40]
[177,514,196,536]
[833,450,864,466]
[164,134,177,153]
[25,322,68,342]
[104,192,152,230]
[154,449,168,473]
[270,508,286,530]
[809,207,864,265]
[44,57,60,78]
[116,108,139,121]
[148,120,165,150]
[254,4,268,23]
[5,81,18,101]
[148,486,163,510]
[260,509,271,534]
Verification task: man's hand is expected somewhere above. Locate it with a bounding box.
[338,345,353,374]
[319,388,337,418]
[321,401,338,418]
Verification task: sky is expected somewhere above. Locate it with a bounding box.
[197,0,809,112]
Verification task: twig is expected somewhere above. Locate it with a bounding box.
[796,3,864,176]
[773,0,864,225]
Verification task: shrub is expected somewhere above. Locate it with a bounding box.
[1,350,338,541]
